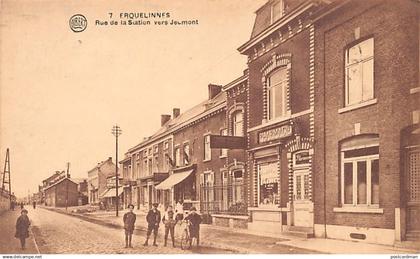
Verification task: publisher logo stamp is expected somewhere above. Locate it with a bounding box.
[69,14,87,33]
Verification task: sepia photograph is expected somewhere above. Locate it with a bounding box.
[0,0,419,257]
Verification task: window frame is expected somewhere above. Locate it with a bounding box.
[219,128,228,157]
[340,144,379,208]
[344,37,375,107]
[204,134,212,161]
[267,67,288,121]
[174,146,181,167]
[271,0,284,24]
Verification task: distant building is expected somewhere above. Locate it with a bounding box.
[100,175,123,209]
[87,157,116,205]
[44,178,78,207]
[73,178,89,205]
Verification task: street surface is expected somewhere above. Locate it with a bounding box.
[0,207,318,254]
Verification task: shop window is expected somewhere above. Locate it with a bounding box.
[340,135,379,207]
[232,112,244,136]
[345,38,374,106]
[220,129,228,157]
[204,135,211,161]
[267,67,287,120]
[258,162,280,206]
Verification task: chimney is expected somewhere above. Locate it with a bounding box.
[208,84,222,100]
[173,108,180,119]
[161,114,171,126]
[108,157,112,161]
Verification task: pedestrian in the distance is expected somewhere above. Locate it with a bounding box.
[10,201,15,211]
[184,207,202,247]
[15,209,30,250]
[32,201,36,209]
[123,204,136,248]
[162,205,177,247]
[143,203,161,246]
[20,202,24,210]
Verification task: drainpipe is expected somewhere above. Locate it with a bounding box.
[322,27,327,239]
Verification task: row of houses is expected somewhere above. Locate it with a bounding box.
[79,0,417,246]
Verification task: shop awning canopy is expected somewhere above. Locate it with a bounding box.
[100,187,124,198]
[155,169,194,190]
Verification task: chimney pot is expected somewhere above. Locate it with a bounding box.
[208,84,222,100]
[173,108,180,118]
[161,114,171,126]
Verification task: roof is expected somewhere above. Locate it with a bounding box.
[72,178,87,183]
[87,158,114,173]
[128,91,226,152]
[44,178,78,191]
[239,0,327,54]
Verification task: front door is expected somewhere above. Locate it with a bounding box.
[407,149,420,233]
[293,170,313,227]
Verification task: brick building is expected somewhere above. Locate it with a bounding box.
[87,157,116,205]
[312,0,420,245]
[162,85,227,213]
[237,0,326,236]
[44,178,78,207]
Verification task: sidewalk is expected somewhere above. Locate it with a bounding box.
[42,206,419,254]
[0,208,40,254]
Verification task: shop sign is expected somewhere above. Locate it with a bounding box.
[293,150,311,166]
[258,125,292,143]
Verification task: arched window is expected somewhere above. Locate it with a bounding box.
[267,67,287,120]
[232,111,244,136]
[340,134,379,207]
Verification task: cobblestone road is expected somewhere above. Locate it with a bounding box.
[29,207,193,254]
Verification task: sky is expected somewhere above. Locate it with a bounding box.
[0,0,266,198]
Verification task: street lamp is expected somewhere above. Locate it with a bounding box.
[111,125,122,217]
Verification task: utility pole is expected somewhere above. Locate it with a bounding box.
[2,148,12,209]
[111,125,122,217]
[66,162,70,211]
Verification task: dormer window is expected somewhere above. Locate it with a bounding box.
[271,0,284,24]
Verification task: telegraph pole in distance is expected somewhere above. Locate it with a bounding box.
[112,125,122,217]
[66,162,70,211]
[2,148,12,209]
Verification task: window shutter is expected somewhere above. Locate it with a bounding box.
[210,172,214,186]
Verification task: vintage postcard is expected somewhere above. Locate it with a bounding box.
[0,0,419,257]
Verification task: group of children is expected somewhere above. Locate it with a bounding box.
[14,202,202,250]
[123,202,202,249]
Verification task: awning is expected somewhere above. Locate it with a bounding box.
[155,169,194,190]
[100,187,123,198]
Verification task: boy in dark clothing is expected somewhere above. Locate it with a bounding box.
[15,209,30,249]
[143,203,161,246]
[123,204,136,248]
[184,207,202,247]
[162,205,177,247]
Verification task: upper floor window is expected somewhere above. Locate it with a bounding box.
[174,147,181,167]
[340,135,379,207]
[204,135,211,161]
[164,141,169,150]
[345,38,374,106]
[267,67,287,120]
[233,112,244,136]
[148,158,153,174]
[154,145,158,153]
[183,144,190,165]
[271,0,284,24]
[220,129,228,157]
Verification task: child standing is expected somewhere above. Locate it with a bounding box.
[123,204,136,248]
[162,205,177,247]
[15,209,30,250]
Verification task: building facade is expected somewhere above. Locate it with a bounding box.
[87,157,116,205]
[313,0,420,245]
[44,178,78,207]
[238,0,324,236]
